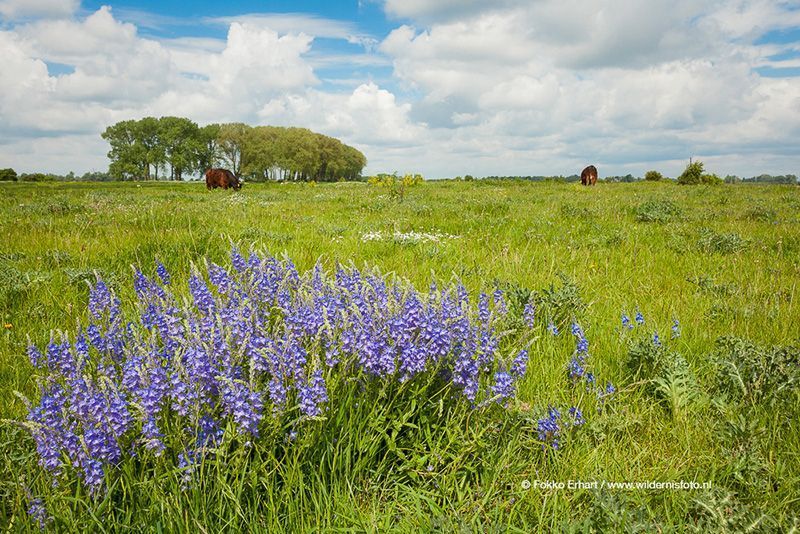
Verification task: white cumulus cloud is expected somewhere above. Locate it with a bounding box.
[0,0,78,20]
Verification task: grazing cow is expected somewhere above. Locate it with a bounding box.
[205,168,242,190]
[580,165,598,186]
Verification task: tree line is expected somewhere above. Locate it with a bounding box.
[101,118,366,182]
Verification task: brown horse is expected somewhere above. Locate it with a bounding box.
[205,168,242,190]
[580,165,598,186]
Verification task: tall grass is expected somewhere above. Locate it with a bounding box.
[1,180,798,531]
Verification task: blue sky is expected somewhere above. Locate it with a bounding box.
[1,0,799,178]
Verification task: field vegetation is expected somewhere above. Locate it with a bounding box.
[1,179,798,531]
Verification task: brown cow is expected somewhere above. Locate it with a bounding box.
[580,165,598,186]
[205,168,242,190]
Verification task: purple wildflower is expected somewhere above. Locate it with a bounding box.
[298,370,328,417]
[548,322,559,336]
[188,274,215,314]
[478,293,491,326]
[537,407,562,449]
[27,344,44,368]
[510,349,528,378]
[156,261,171,285]
[571,322,589,354]
[568,357,586,381]
[621,313,633,330]
[27,497,48,530]
[493,288,507,316]
[491,371,514,402]
[23,246,567,496]
[88,279,119,320]
[523,302,536,328]
[178,449,198,490]
[568,406,585,426]
[231,247,247,273]
[671,319,680,338]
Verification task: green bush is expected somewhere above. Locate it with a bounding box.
[677,161,704,185]
[644,170,663,181]
[711,336,800,407]
[0,167,18,181]
[697,228,749,254]
[625,338,702,417]
[560,203,594,218]
[744,206,778,222]
[368,173,424,202]
[701,173,723,185]
[635,199,682,222]
[19,172,55,182]
[500,275,585,330]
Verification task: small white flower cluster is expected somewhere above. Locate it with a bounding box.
[360,231,385,242]
[360,230,460,244]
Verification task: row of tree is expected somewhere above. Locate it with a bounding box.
[101,118,366,182]
[0,169,114,182]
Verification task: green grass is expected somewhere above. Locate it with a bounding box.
[1,180,799,531]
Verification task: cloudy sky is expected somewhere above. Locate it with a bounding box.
[1,0,799,178]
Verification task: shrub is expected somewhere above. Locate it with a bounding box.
[506,274,586,331]
[560,203,593,218]
[711,336,800,407]
[625,337,701,417]
[19,172,56,182]
[635,199,682,223]
[689,488,782,532]
[744,206,777,222]
[700,173,723,185]
[0,262,50,303]
[644,170,663,181]
[697,228,749,254]
[0,167,18,181]
[677,161,704,185]
[368,173,424,201]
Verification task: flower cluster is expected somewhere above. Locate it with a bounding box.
[535,320,616,450]
[23,248,528,494]
[567,322,593,387]
[623,308,681,345]
[537,407,563,449]
[360,230,460,244]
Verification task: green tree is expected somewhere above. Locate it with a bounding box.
[159,116,199,181]
[0,168,17,181]
[19,173,54,182]
[102,119,148,180]
[138,117,165,180]
[196,124,221,174]
[645,170,663,181]
[677,160,705,185]
[101,117,366,182]
[217,123,251,176]
[241,126,281,181]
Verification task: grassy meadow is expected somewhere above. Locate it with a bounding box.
[1,179,799,531]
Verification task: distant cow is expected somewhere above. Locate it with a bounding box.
[580,165,598,186]
[205,168,242,190]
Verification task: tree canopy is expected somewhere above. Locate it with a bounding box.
[101,117,366,182]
